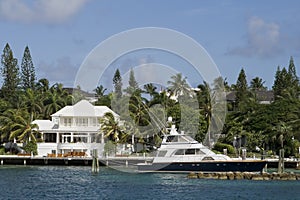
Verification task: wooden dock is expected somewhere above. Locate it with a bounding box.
[0,155,153,167]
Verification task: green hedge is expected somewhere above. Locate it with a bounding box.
[213,142,235,154]
[23,141,37,155]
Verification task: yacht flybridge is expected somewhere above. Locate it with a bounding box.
[137,125,266,172]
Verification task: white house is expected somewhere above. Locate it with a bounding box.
[32,100,119,157]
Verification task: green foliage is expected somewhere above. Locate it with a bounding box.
[250,77,267,91]
[235,68,249,109]
[113,69,122,98]
[103,140,116,156]
[0,44,299,159]
[167,73,191,97]
[213,142,235,154]
[128,68,138,89]
[23,141,37,155]
[1,43,19,101]
[21,46,36,90]
[0,146,5,155]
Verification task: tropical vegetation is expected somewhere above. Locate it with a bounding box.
[0,43,299,159]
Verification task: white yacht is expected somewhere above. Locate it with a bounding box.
[137,125,266,172]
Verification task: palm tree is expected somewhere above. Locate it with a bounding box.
[43,89,66,118]
[197,82,213,147]
[0,109,38,143]
[94,85,107,97]
[23,88,43,121]
[250,77,267,91]
[10,114,39,143]
[143,83,158,99]
[167,73,191,97]
[36,78,49,93]
[0,109,16,141]
[99,112,126,143]
[274,121,292,149]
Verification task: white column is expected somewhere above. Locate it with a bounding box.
[41,132,44,141]
[71,132,74,143]
[101,133,104,144]
[132,135,135,145]
[56,132,59,144]
[87,133,91,143]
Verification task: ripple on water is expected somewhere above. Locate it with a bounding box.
[0,166,300,200]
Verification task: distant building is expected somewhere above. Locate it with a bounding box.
[32,100,119,157]
[63,87,97,103]
[226,91,274,110]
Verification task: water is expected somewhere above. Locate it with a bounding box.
[0,166,299,200]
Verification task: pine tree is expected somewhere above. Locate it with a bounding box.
[235,68,248,108]
[1,43,19,100]
[287,56,300,96]
[129,68,138,89]
[125,68,139,95]
[273,57,300,100]
[288,56,297,82]
[113,69,122,98]
[21,46,36,90]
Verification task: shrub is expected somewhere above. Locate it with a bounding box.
[0,146,5,155]
[23,141,37,155]
[104,141,116,156]
[213,142,235,154]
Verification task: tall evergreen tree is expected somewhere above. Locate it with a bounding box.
[129,68,138,89]
[287,56,300,97]
[113,69,122,98]
[273,63,298,100]
[125,68,139,95]
[288,56,298,83]
[235,68,248,108]
[0,43,19,100]
[21,46,36,90]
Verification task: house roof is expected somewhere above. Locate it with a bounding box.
[226,91,274,102]
[63,87,95,98]
[51,100,119,118]
[32,120,55,130]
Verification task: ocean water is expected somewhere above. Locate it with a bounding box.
[0,166,299,200]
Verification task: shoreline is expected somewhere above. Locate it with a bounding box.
[188,171,300,181]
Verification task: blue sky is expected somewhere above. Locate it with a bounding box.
[1,0,300,92]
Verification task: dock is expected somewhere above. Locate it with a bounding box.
[0,155,299,171]
[0,155,153,167]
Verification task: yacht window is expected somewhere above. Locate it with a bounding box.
[202,156,214,160]
[174,149,185,155]
[182,135,196,142]
[195,149,205,155]
[157,151,167,157]
[166,136,178,142]
[185,149,196,155]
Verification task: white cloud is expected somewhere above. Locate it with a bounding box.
[0,0,89,24]
[228,16,282,58]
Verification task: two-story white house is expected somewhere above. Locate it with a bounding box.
[32,100,119,157]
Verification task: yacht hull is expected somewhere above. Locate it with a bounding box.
[137,160,267,172]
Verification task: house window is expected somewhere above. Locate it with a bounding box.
[64,118,72,126]
[76,118,88,126]
[82,118,88,126]
[91,118,97,126]
[44,133,57,143]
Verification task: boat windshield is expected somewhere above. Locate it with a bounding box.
[165,135,196,143]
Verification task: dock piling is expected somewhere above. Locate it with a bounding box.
[92,149,99,173]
